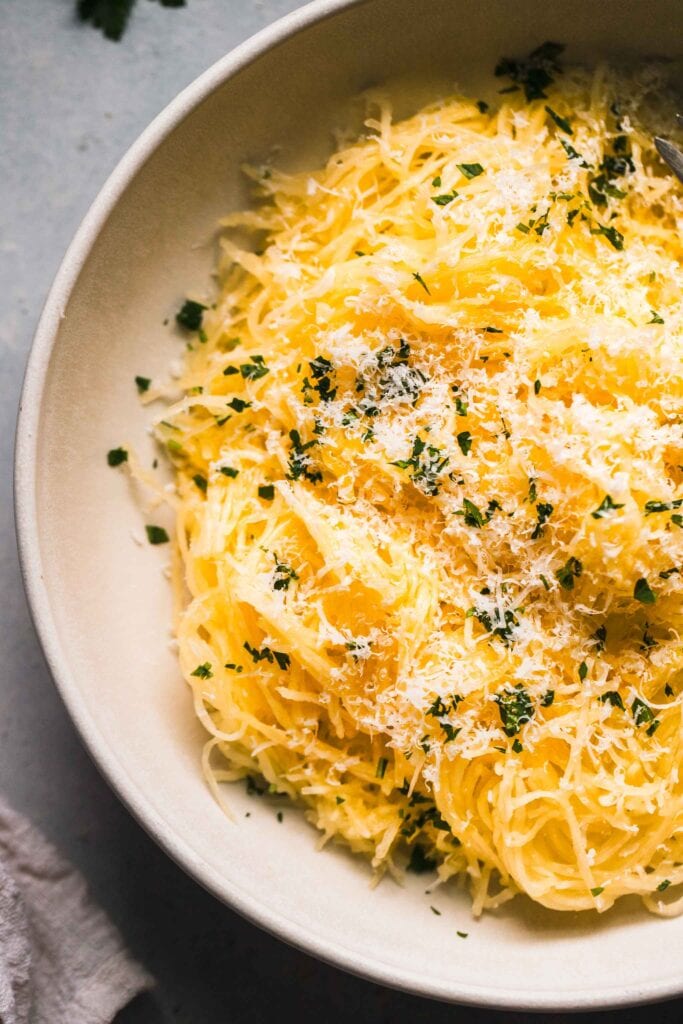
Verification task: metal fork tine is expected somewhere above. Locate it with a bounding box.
[655,136,683,183]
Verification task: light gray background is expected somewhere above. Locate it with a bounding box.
[2,2,683,1021]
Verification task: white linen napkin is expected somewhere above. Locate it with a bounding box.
[0,795,152,1024]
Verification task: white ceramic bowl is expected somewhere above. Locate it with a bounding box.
[16,0,683,1010]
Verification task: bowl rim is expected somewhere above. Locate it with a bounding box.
[13,0,683,1010]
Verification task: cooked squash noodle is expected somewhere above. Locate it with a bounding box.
[156,62,683,915]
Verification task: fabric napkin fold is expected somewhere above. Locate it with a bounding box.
[0,796,152,1024]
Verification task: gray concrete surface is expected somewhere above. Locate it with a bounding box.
[2,2,683,1021]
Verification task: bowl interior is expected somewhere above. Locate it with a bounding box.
[18,0,683,1009]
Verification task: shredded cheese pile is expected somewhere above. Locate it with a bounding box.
[153,54,683,915]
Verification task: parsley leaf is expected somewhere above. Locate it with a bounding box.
[494,685,534,736]
[591,494,624,518]
[556,556,582,590]
[634,577,656,605]
[494,42,565,102]
[239,355,269,381]
[545,105,572,134]
[258,484,275,500]
[145,525,169,545]
[457,431,473,456]
[531,501,554,540]
[600,691,624,710]
[135,375,151,393]
[176,299,207,331]
[412,271,431,295]
[457,163,485,179]
[191,662,213,679]
[107,447,128,467]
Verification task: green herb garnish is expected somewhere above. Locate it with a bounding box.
[495,685,534,737]
[176,299,207,331]
[556,556,582,590]
[145,525,169,545]
[107,447,128,467]
[545,105,572,134]
[494,41,564,102]
[191,662,213,679]
[457,431,473,456]
[600,691,624,710]
[412,271,431,295]
[457,163,484,179]
[591,494,624,519]
[258,484,275,500]
[634,577,656,605]
[531,501,554,540]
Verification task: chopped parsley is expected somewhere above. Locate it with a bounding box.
[644,498,683,514]
[193,474,208,492]
[440,722,461,743]
[469,606,519,646]
[591,494,624,519]
[590,223,624,251]
[457,430,473,456]
[107,447,128,467]
[145,525,169,545]
[191,662,213,679]
[512,738,523,753]
[224,663,243,673]
[239,355,269,381]
[531,501,554,540]
[540,690,555,707]
[556,556,582,590]
[243,642,290,671]
[227,397,251,413]
[457,931,469,939]
[476,100,489,113]
[392,437,449,496]
[649,310,665,325]
[593,625,607,652]
[135,375,151,393]
[220,466,239,478]
[176,299,206,331]
[591,886,604,897]
[534,379,541,395]
[494,41,565,102]
[658,880,671,892]
[578,661,588,682]
[430,906,442,916]
[457,163,484,179]
[559,138,591,168]
[495,685,534,737]
[412,271,431,295]
[258,484,275,500]
[545,105,572,134]
[273,556,298,591]
[458,498,486,528]
[432,190,458,206]
[599,691,624,710]
[375,757,389,779]
[634,577,656,605]
[303,356,337,404]
[631,697,659,735]
[287,429,322,484]
[453,393,468,416]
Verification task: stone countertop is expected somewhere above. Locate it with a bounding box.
[2,2,682,1021]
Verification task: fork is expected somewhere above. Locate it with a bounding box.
[655,113,683,182]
